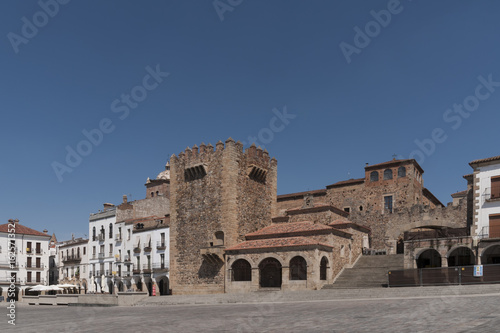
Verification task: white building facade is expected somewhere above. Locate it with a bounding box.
[88,205,116,293]
[57,237,89,293]
[0,219,51,301]
[471,155,500,239]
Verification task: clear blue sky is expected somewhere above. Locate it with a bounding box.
[1,0,499,241]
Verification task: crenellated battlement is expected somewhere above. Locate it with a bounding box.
[170,138,277,169]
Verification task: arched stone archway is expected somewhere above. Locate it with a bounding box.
[482,245,500,264]
[259,258,282,288]
[320,257,328,281]
[416,249,441,268]
[232,259,252,281]
[289,256,307,280]
[157,277,170,295]
[447,246,474,267]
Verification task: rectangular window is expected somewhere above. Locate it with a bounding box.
[384,196,393,214]
[127,229,131,240]
[36,257,41,268]
[36,242,41,254]
[491,176,500,199]
[27,271,32,282]
[489,214,500,238]
[27,241,32,253]
[27,257,32,268]
[36,272,41,282]
[83,247,86,255]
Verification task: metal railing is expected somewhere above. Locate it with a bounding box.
[157,241,166,249]
[25,263,44,269]
[388,263,500,287]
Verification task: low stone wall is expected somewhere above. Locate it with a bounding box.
[21,292,149,306]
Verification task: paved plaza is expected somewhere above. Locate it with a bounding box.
[4,289,500,333]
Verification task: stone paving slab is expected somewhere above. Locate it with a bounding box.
[4,292,500,333]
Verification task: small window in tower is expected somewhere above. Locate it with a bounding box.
[343,207,350,213]
[185,164,207,181]
[370,171,379,182]
[359,206,363,212]
[151,192,154,197]
[384,195,393,214]
[384,169,393,180]
[398,166,406,178]
[247,165,267,183]
[156,191,159,196]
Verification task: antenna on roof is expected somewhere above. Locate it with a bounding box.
[392,154,398,160]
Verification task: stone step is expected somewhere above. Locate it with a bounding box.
[324,254,404,289]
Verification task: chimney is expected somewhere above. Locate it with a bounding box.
[123,195,128,204]
[103,203,115,210]
[43,229,48,234]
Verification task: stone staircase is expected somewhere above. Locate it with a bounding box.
[323,254,404,289]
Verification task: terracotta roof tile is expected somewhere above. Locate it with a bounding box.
[326,178,365,189]
[246,221,333,237]
[365,159,424,174]
[277,189,326,201]
[225,236,333,251]
[285,205,349,217]
[328,220,371,233]
[0,223,50,237]
[470,155,500,166]
[451,190,468,198]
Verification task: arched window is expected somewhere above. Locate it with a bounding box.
[109,223,113,238]
[384,169,393,180]
[92,227,96,241]
[370,171,379,182]
[214,231,224,246]
[320,257,328,281]
[289,256,307,280]
[398,166,406,178]
[232,259,252,281]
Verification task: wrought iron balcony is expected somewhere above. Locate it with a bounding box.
[143,264,152,274]
[62,255,81,263]
[152,262,170,272]
[156,241,166,250]
[143,243,152,252]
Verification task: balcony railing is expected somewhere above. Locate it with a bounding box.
[133,247,141,254]
[0,262,19,269]
[98,253,105,259]
[25,263,45,270]
[156,241,166,250]
[479,226,490,239]
[143,264,152,273]
[133,264,141,274]
[484,187,500,202]
[143,243,152,252]
[152,262,170,272]
[62,255,81,263]
[122,271,131,277]
[115,255,122,262]
[115,234,122,241]
[25,278,44,285]
[98,234,105,242]
[0,278,20,283]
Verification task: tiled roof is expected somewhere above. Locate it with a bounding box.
[326,178,365,189]
[365,159,424,174]
[246,221,333,237]
[0,223,50,237]
[277,189,326,201]
[328,220,371,233]
[285,205,349,217]
[470,155,500,166]
[451,190,468,198]
[225,236,333,251]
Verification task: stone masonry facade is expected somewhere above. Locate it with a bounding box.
[169,139,277,295]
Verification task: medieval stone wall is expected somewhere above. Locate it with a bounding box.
[169,139,277,295]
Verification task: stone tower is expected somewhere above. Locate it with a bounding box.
[169,138,278,294]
